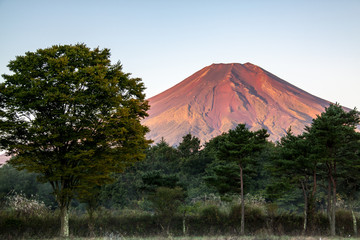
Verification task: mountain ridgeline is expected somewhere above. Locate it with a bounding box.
[142,63,331,145]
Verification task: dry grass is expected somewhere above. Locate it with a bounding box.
[45,236,358,240]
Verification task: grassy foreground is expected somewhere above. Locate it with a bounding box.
[46,236,357,240]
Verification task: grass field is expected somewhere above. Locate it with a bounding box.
[45,236,358,240]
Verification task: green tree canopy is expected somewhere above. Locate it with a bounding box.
[269,128,317,234]
[0,163,54,206]
[178,133,201,158]
[304,103,360,236]
[140,170,183,194]
[210,124,269,235]
[0,44,151,237]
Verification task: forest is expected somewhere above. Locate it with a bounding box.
[0,103,359,238]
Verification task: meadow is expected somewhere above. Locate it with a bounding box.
[1,198,358,239]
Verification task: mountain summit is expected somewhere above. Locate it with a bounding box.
[142,63,330,145]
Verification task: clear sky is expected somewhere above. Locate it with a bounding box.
[1,0,359,109]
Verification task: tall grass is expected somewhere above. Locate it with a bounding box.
[1,194,359,239]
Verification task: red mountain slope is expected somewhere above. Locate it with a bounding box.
[142,63,331,145]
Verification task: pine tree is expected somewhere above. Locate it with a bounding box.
[305,103,360,236]
[270,128,317,234]
[216,124,268,235]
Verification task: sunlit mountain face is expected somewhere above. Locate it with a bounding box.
[142,63,332,146]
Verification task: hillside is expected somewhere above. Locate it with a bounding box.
[142,63,331,145]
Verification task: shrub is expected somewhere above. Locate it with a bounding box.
[148,187,185,235]
[200,204,224,226]
[5,191,49,218]
[228,203,266,234]
[336,208,354,236]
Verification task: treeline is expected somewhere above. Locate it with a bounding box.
[1,103,360,238]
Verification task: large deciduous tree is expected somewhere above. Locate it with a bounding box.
[0,44,150,237]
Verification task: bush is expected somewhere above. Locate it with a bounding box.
[0,211,58,239]
[4,191,49,218]
[148,186,185,235]
[227,203,266,234]
[1,203,360,238]
[336,208,355,236]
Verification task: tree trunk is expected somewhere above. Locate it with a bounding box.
[60,205,70,237]
[301,181,308,235]
[183,217,186,236]
[330,174,336,236]
[327,177,331,222]
[312,169,317,197]
[307,195,317,234]
[351,209,357,236]
[87,208,95,237]
[240,163,245,235]
[326,174,332,232]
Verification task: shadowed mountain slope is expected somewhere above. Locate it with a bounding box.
[143,63,331,145]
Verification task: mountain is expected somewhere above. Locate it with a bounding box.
[142,63,332,145]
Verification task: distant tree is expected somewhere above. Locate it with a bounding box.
[249,141,275,194]
[304,103,360,236]
[204,160,240,198]
[269,128,317,234]
[0,44,150,237]
[178,133,201,158]
[140,170,183,194]
[98,138,182,210]
[338,164,360,237]
[0,163,54,206]
[144,138,180,174]
[216,124,269,235]
[181,134,225,178]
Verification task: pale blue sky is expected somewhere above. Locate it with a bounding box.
[0,0,359,108]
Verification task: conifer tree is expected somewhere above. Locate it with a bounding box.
[270,129,317,234]
[217,124,268,235]
[305,103,360,236]
[178,133,201,158]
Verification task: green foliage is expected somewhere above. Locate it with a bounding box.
[218,124,268,160]
[305,103,360,235]
[178,133,201,158]
[178,134,218,200]
[148,186,185,235]
[99,170,142,209]
[212,124,269,194]
[141,171,183,193]
[0,163,55,207]
[205,123,269,234]
[0,43,150,236]
[1,200,360,238]
[204,160,240,197]
[97,139,181,210]
[268,128,316,232]
[4,191,49,218]
[267,103,360,235]
[199,204,225,226]
[148,186,185,217]
[143,138,180,174]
